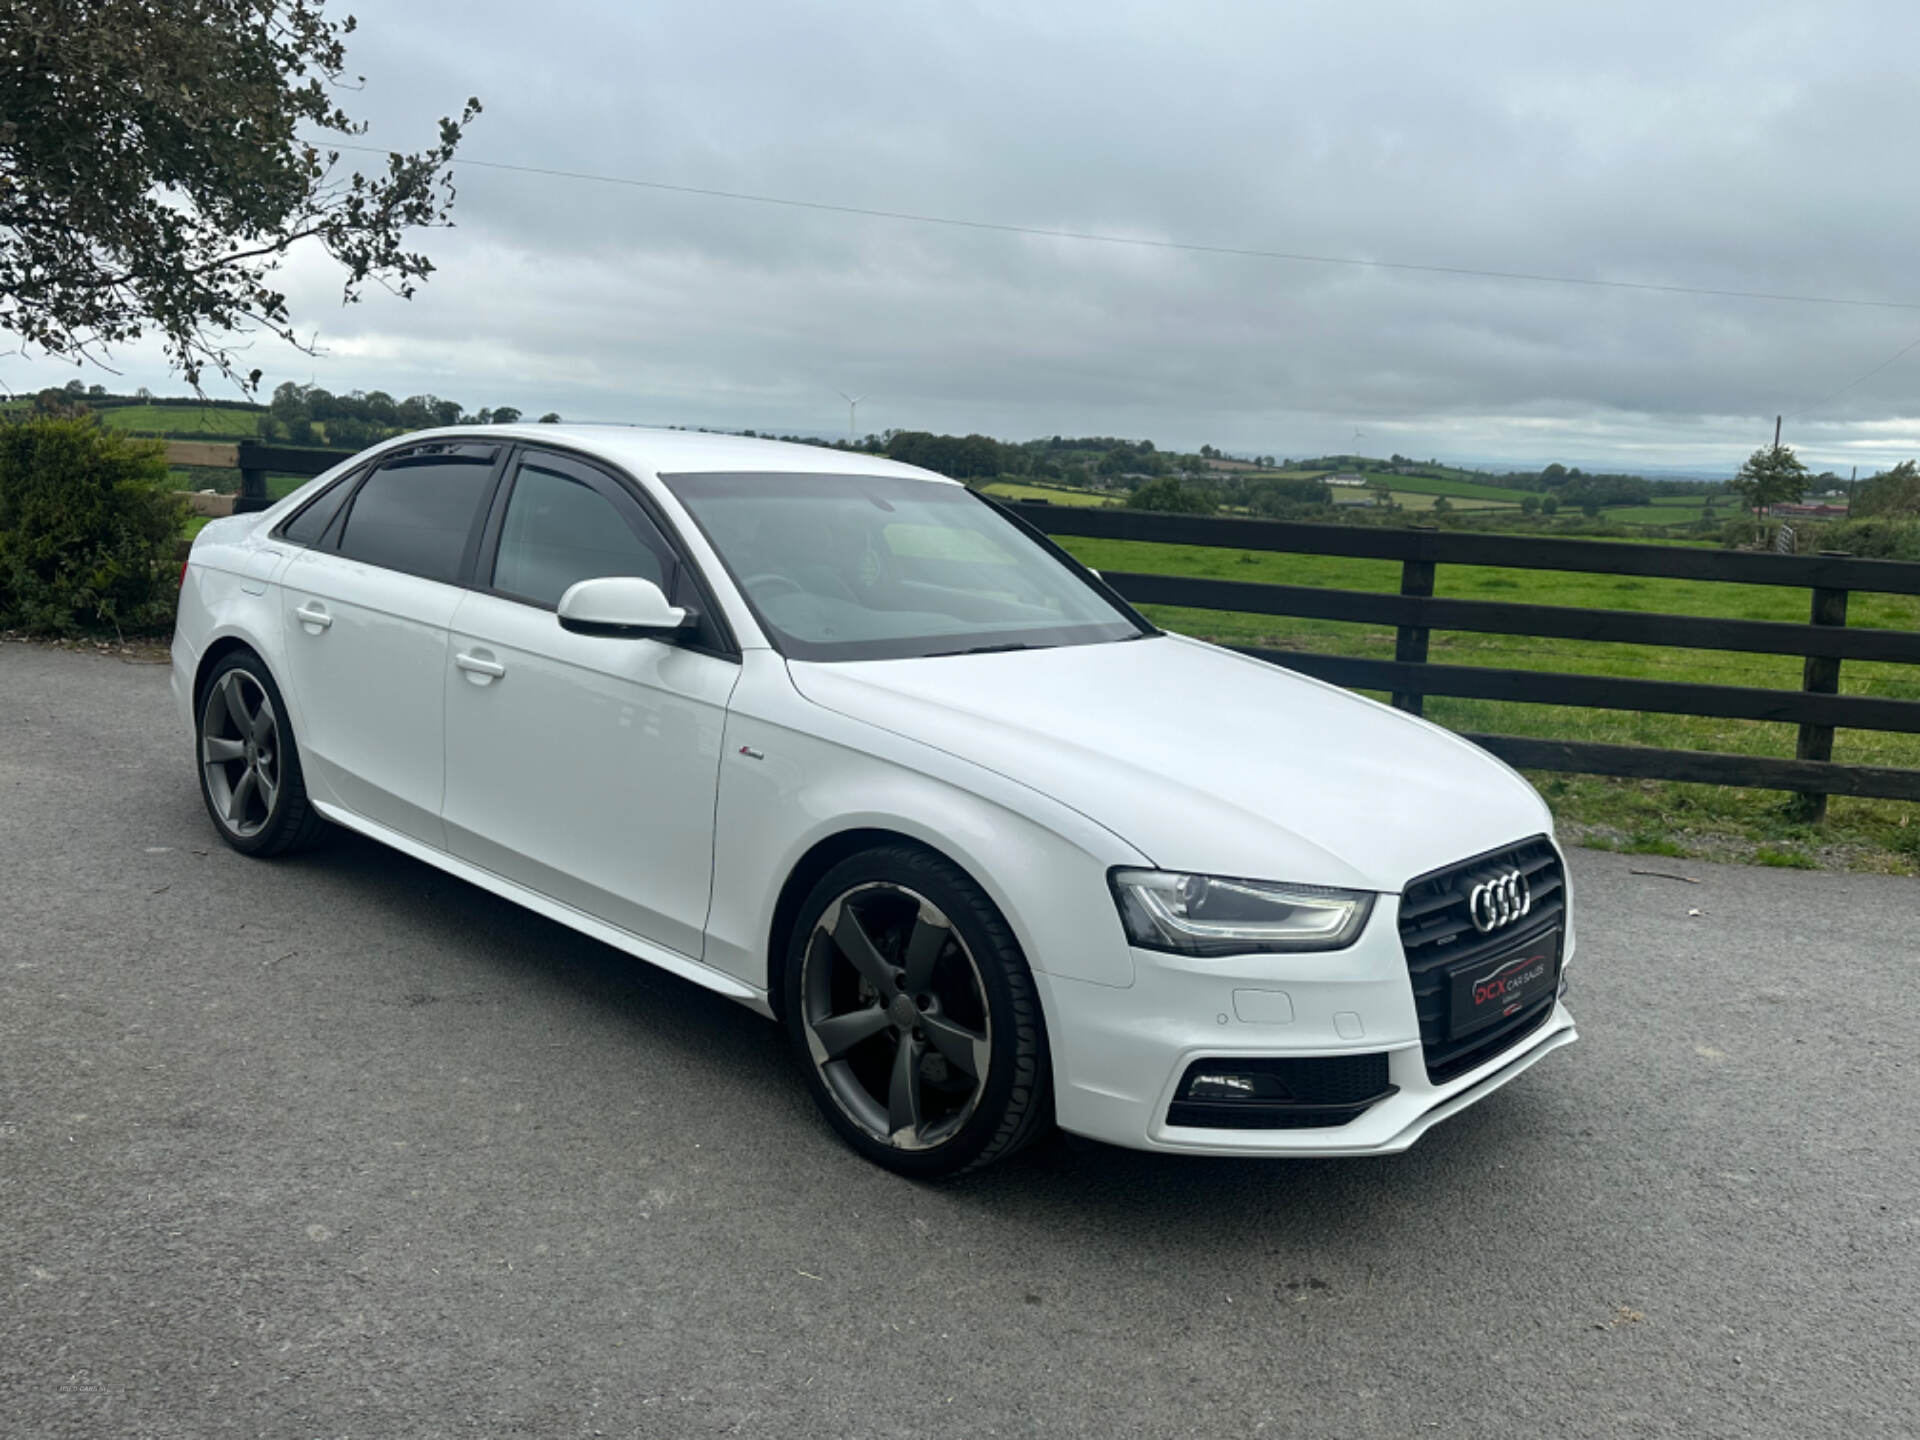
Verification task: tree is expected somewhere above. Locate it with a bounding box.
[1,1,480,389]
[1728,444,1809,529]
[884,431,1012,480]
[1540,494,1559,516]
[1520,494,1540,516]
[1125,477,1216,515]
[1431,496,1452,514]
[1852,460,1920,518]
[1561,474,1651,510]
[538,412,561,424]
[1366,477,1393,507]
[489,407,522,425]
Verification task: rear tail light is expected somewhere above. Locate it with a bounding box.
[179,560,190,590]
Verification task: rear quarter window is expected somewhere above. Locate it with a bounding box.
[336,446,498,584]
[277,474,355,546]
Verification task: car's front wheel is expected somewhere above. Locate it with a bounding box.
[784,844,1053,1177]
[195,651,324,857]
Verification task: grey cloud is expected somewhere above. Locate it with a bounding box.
[33,0,1920,471]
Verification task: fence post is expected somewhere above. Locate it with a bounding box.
[1791,580,1850,822]
[1392,555,1435,715]
[233,441,271,515]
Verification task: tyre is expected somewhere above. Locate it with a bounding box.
[783,844,1053,1177]
[195,650,325,857]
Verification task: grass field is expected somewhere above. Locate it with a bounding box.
[1387,491,1519,512]
[1352,471,1531,502]
[1052,533,1920,872]
[1602,502,1712,525]
[982,481,1117,507]
[1245,468,1533,502]
[98,404,266,438]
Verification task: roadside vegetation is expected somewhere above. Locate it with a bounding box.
[0,414,180,636]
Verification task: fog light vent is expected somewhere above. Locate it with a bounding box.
[1183,1070,1292,1102]
[1166,1053,1396,1131]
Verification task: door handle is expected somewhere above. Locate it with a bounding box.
[294,602,332,631]
[455,652,506,680]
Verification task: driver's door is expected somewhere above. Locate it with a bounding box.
[440,448,740,958]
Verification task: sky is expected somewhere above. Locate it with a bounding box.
[14,0,1920,474]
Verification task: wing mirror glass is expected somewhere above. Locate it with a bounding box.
[556,576,690,638]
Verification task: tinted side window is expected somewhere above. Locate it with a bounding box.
[278,473,355,546]
[492,459,668,608]
[337,447,497,584]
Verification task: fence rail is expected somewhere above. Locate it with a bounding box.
[166,439,350,512]
[1012,504,1920,813]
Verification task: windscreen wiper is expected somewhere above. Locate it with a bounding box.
[939,641,1055,656]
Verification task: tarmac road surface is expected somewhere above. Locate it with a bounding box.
[2,641,1915,1438]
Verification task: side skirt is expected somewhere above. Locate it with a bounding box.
[311,799,776,1018]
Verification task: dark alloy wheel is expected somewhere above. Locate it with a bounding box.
[785,845,1052,1177]
[195,652,324,857]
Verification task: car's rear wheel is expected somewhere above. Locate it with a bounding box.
[196,651,323,857]
[784,844,1052,1177]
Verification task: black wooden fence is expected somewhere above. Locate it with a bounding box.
[1008,504,1920,815]
[186,440,1920,813]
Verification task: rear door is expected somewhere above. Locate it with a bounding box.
[279,441,503,847]
[441,447,740,957]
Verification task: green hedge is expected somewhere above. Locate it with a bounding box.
[1815,517,1920,560]
[0,415,183,635]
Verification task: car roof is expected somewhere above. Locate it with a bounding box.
[389,424,956,484]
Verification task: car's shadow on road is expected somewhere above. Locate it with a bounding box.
[285,826,1574,1248]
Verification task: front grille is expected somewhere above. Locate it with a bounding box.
[1166,1052,1395,1130]
[1398,836,1565,1085]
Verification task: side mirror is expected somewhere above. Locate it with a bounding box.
[556,576,690,638]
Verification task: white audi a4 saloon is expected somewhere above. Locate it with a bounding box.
[172,427,1577,1176]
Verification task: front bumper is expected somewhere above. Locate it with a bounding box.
[1039,893,1578,1156]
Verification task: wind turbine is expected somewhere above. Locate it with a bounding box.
[836,391,865,445]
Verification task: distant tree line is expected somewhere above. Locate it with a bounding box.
[264,383,564,446]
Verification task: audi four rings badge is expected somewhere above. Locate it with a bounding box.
[1469,870,1532,932]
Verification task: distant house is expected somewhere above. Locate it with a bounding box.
[1324,473,1368,487]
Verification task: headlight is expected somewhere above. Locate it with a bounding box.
[1109,869,1374,956]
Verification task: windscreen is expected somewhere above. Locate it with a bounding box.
[662,471,1147,661]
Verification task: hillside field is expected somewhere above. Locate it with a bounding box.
[981,481,1117,507]
[99,404,266,437]
[1348,471,1527,502]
